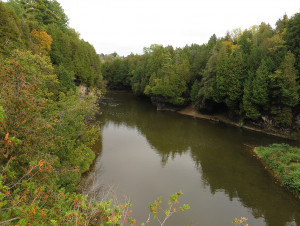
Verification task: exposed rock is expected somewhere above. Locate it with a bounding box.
[78,85,88,95]
[295,115,300,130]
[261,115,273,129]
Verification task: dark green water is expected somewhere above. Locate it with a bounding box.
[83,91,300,226]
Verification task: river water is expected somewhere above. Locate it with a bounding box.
[83,91,300,226]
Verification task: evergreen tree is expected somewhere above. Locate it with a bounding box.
[269,51,299,126]
[285,13,300,75]
[242,80,261,119]
[252,60,269,108]
[145,51,187,105]
[216,44,245,111]
[270,51,299,107]
[0,3,22,55]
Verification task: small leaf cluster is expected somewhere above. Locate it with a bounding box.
[145,191,190,226]
[233,217,249,226]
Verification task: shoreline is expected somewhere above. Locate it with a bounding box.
[250,147,300,200]
[177,105,298,141]
[177,105,300,200]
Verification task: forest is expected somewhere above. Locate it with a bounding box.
[0,0,299,224]
[102,12,300,135]
[0,1,190,224]
[0,0,137,224]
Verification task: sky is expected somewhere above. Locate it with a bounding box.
[55,0,299,56]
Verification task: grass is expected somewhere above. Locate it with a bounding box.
[256,143,300,198]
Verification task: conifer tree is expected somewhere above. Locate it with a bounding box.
[252,60,269,109]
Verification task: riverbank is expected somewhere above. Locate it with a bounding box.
[251,144,300,200]
[178,105,299,141]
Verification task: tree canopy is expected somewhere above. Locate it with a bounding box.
[102,12,300,128]
[0,1,109,224]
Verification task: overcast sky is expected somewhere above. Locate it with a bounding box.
[52,1,299,56]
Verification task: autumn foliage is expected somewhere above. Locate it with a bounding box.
[0,48,101,224]
[0,0,115,224]
[31,29,53,54]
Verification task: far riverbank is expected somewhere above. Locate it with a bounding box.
[178,105,300,141]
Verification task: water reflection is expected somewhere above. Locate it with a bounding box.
[88,91,300,226]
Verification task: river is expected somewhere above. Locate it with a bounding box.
[82,91,300,226]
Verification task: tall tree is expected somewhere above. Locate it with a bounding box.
[252,60,270,108]
[0,3,22,55]
[269,51,299,127]
[285,13,300,75]
[145,51,187,105]
[242,80,260,119]
[216,43,245,111]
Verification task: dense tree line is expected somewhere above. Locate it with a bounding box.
[1,0,299,223]
[0,0,102,88]
[102,12,300,130]
[0,1,133,224]
[0,1,190,224]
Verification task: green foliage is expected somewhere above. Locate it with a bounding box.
[0,0,102,89]
[193,48,219,110]
[11,49,60,100]
[285,13,300,74]
[271,106,293,127]
[47,24,103,87]
[0,172,136,225]
[242,80,261,119]
[215,43,245,111]
[256,144,300,197]
[269,51,299,107]
[252,60,269,107]
[242,60,270,120]
[103,11,300,130]
[19,0,68,29]
[55,65,76,93]
[0,1,105,223]
[0,2,194,225]
[0,51,102,223]
[190,80,199,105]
[101,57,131,89]
[146,191,190,225]
[5,0,25,18]
[268,51,299,127]
[145,51,187,105]
[103,45,189,106]
[0,2,25,55]
[2,2,300,130]
[0,106,4,123]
